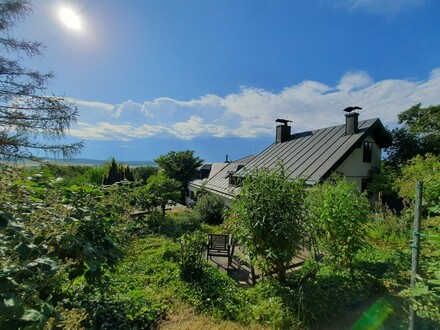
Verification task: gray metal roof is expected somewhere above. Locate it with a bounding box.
[236,118,390,185]
[190,155,256,199]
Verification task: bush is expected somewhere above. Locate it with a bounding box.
[179,231,205,280]
[231,165,307,282]
[194,193,225,225]
[366,204,411,247]
[180,264,248,321]
[307,175,370,268]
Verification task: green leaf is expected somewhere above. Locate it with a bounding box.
[14,242,32,260]
[427,279,440,286]
[4,297,22,307]
[20,309,42,322]
[0,210,13,228]
[412,284,429,296]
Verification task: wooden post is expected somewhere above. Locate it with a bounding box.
[409,181,423,330]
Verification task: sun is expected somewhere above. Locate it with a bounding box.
[59,7,82,30]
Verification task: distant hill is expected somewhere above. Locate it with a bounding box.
[44,158,157,167]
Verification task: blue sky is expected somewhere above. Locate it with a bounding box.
[14,0,440,162]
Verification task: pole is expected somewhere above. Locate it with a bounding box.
[409,181,423,330]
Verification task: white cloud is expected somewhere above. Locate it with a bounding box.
[337,71,374,92]
[337,0,427,15]
[69,67,440,141]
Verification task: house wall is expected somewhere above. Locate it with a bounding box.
[186,183,233,208]
[335,134,381,189]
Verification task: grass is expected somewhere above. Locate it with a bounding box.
[90,207,440,329]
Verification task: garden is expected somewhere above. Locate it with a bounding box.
[1,152,439,329]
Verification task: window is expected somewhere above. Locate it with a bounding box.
[363,141,372,163]
[228,173,236,186]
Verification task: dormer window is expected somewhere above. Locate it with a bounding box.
[363,141,372,163]
[228,173,236,185]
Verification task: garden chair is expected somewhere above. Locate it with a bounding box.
[206,234,232,266]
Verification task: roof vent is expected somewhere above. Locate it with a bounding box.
[275,119,292,143]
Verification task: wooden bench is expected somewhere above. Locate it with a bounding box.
[206,234,232,266]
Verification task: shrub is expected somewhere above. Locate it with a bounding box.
[307,175,370,268]
[180,264,248,321]
[179,231,205,280]
[194,193,225,225]
[231,165,307,282]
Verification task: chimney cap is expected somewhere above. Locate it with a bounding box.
[275,119,292,125]
[343,106,362,113]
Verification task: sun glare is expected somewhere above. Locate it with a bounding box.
[59,7,82,30]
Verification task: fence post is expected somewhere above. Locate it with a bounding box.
[408,181,423,330]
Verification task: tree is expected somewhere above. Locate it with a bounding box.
[0,0,83,161]
[386,127,423,168]
[230,165,306,282]
[386,104,440,168]
[154,150,203,202]
[398,103,440,136]
[145,172,181,217]
[103,158,120,185]
[132,165,158,183]
[307,175,370,268]
[395,154,440,215]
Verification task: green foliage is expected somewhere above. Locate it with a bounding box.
[154,150,203,202]
[0,166,124,329]
[366,204,411,247]
[180,264,248,321]
[194,193,226,225]
[387,103,440,168]
[400,216,440,323]
[398,103,440,136]
[179,231,205,280]
[102,157,134,185]
[0,0,83,161]
[132,165,158,183]
[386,127,425,168]
[396,154,440,215]
[308,175,370,268]
[231,165,306,282]
[84,165,107,185]
[145,171,181,216]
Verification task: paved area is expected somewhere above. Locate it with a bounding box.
[206,247,310,287]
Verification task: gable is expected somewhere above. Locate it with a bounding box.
[236,118,390,185]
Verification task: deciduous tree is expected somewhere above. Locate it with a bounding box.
[145,172,181,217]
[154,150,203,202]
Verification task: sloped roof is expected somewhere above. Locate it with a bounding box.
[236,118,390,185]
[189,155,256,199]
[190,162,229,189]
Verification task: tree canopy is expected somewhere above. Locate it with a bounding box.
[0,0,83,161]
[145,172,181,217]
[386,104,440,167]
[154,150,203,186]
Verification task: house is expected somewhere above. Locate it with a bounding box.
[186,111,391,206]
[186,155,255,207]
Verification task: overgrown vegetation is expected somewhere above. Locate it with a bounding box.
[1,155,439,328]
[231,165,306,282]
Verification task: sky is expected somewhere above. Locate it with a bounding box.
[12,0,440,162]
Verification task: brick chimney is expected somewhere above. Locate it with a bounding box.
[275,119,292,143]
